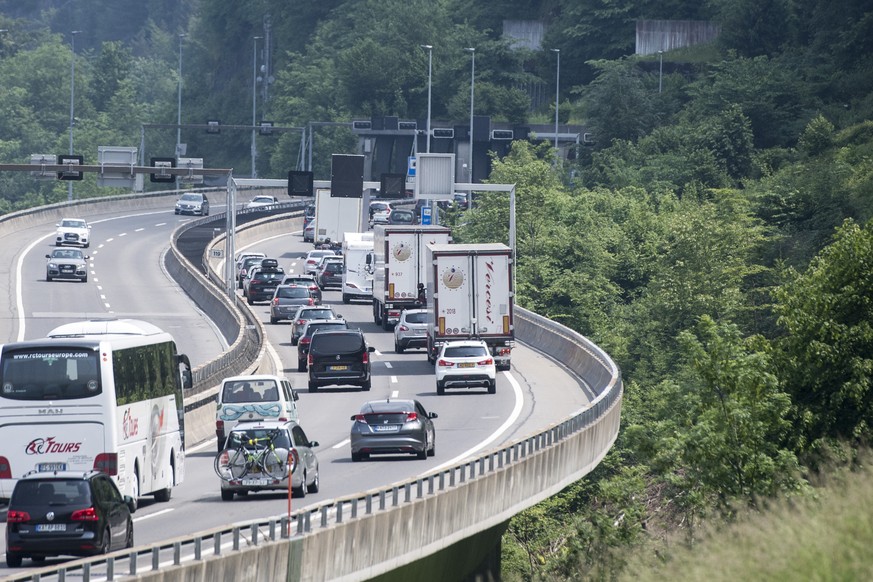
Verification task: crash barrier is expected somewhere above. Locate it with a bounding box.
[3,203,622,582]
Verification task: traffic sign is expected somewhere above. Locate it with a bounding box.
[421,205,432,225]
[408,156,416,177]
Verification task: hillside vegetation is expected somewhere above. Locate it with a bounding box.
[1,1,872,579]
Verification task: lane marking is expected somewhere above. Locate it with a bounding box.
[431,370,524,472]
[133,508,174,523]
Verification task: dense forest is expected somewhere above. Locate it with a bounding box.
[1,0,872,579]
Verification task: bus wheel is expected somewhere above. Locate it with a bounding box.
[154,461,174,502]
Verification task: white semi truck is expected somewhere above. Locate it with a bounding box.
[372,224,451,331]
[425,243,514,371]
[312,188,364,245]
[341,231,374,304]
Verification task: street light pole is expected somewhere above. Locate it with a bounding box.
[177,33,186,158]
[421,44,433,153]
[551,48,560,160]
[658,50,663,93]
[465,47,475,184]
[252,36,262,179]
[68,30,81,202]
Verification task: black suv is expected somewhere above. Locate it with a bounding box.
[297,319,349,371]
[5,470,135,567]
[246,258,285,305]
[307,329,375,392]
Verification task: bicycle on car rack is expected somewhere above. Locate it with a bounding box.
[214,429,293,482]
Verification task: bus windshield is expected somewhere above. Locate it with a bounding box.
[0,348,101,401]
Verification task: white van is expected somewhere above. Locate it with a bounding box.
[215,374,300,451]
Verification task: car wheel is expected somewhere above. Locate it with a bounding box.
[351,451,362,462]
[436,381,445,395]
[84,243,90,248]
[291,337,298,346]
[46,275,53,282]
[270,316,277,324]
[428,440,435,457]
[417,438,428,460]
[246,296,254,305]
[382,318,392,332]
[395,341,404,354]
[295,472,307,498]
[125,520,134,548]
[361,379,371,391]
[309,470,320,493]
[99,528,111,554]
[297,360,306,372]
[488,380,496,394]
[81,275,88,283]
[308,381,318,392]
[5,552,22,568]
[221,490,234,501]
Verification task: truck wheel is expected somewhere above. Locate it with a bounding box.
[373,302,382,325]
[342,293,350,304]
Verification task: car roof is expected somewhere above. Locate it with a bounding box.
[229,419,299,432]
[19,470,101,481]
[441,339,488,348]
[222,374,289,383]
[358,399,417,412]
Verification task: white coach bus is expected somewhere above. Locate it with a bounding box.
[0,319,193,506]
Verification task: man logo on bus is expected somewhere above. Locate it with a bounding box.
[25,437,81,455]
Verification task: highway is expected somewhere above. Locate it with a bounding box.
[0,203,593,574]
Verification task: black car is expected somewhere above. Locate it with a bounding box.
[5,470,135,567]
[246,259,285,305]
[387,208,416,225]
[317,260,344,290]
[307,329,375,392]
[297,319,350,371]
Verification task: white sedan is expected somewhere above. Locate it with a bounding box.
[246,195,280,209]
[55,217,91,248]
[434,339,497,395]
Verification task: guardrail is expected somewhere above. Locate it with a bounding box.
[2,197,622,582]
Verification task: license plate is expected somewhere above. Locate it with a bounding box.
[459,362,475,368]
[36,524,66,532]
[328,365,348,371]
[241,478,270,486]
[38,463,67,472]
[374,425,400,432]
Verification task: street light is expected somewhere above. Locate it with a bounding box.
[68,30,81,202]
[252,36,262,179]
[421,44,433,153]
[658,50,663,93]
[551,48,560,159]
[176,33,186,158]
[465,47,475,183]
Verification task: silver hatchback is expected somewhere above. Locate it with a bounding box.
[393,309,429,353]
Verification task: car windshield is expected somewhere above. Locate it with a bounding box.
[277,287,309,298]
[444,345,489,358]
[299,308,334,319]
[230,428,291,449]
[404,312,428,324]
[52,249,84,260]
[180,194,201,202]
[12,479,91,506]
[222,379,279,403]
[310,333,364,354]
[61,219,86,228]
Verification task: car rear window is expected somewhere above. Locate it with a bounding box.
[310,333,364,354]
[405,312,428,323]
[12,479,90,506]
[277,287,309,298]
[324,263,342,273]
[444,345,488,358]
[230,428,290,449]
[305,322,348,336]
[301,309,334,319]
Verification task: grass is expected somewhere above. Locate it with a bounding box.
[620,465,873,581]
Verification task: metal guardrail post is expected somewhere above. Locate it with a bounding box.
[233,528,240,551]
[174,542,182,564]
[195,537,202,560]
[321,506,329,527]
[129,551,137,575]
[107,557,114,580]
[151,547,159,571]
[213,532,221,555]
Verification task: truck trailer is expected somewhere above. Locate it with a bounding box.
[312,188,364,245]
[425,243,514,370]
[372,224,451,331]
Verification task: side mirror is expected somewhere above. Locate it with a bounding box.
[367,346,376,353]
[124,495,137,514]
[45,254,51,259]
[429,412,438,419]
[292,390,300,401]
[309,441,320,448]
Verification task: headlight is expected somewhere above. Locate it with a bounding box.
[48,262,58,269]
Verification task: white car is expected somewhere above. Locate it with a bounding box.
[246,195,280,209]
[303,250,337,275]
[55,217,91,248]
[434,340,496,395]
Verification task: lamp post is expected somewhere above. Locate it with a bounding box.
[68,30,81,202]
[176,33,186,158]
[658,50,663,93]
[252,36,262,178]
[421,44,433,153]
[465,47,475,184]
[551,48,560,159]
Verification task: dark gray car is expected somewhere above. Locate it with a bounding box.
[349,398,437,461]
[269,284,316,324]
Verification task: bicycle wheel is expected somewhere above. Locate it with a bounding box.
[214,449,238,481]
[228,448,250,480]
[261,448,287,480]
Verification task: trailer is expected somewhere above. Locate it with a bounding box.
[312,188,364,245]
[426,243,514,370]
[341,232,375,304]
[372,224,451,331]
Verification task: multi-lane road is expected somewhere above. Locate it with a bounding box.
[0,203,593,573]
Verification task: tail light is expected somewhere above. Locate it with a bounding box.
[0,455,11,479]
[71,507,99,521]
[437,359,455,367]
[405,412,419,422]
[362,351,370,364]
[308,284,318,292]
[307,298,315,305]
[272,298,280,305]
[6,510,30,523]
[353,414,368,424]
[478,358,494,366]
[216,420,225,432]
[94,453,118,475]
[308,353,313,366]
[398,325,409,332]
